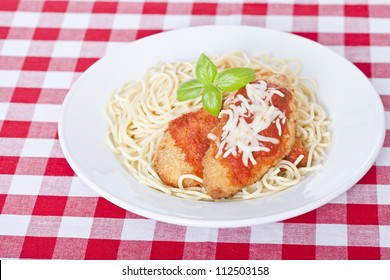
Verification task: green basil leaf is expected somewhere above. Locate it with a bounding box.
[177,79,205,101]
[195,53,218,84]
[215,68,256,92]
[202,84,222,116]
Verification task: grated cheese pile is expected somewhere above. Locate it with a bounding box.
[208,81,287,167]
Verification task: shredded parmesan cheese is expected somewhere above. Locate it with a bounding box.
[209,80,287,167]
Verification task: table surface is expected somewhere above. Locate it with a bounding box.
[1,0,390,260]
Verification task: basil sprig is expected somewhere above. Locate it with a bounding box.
[177,53,256,116]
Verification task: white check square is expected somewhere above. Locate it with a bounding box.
[52,41,82,58]
[58,217,93,238]
[318,16,344,33]
[0,71,20,87]
[185,227,218,242]
[266,16,293,32]
[250,223,284,244]
[215,15,242,26]
[121,219,156,241]
[42,72,74,89]
[68,177,99,197]
[32,104,62,123]
[376,147,390,166]
[1,40,31,56]
[62,13,91,28]
[21,139,54,158]
[163,15,191,30]
[0,215,31,236]
[9,175,43,195]
[386,113,390,130]
[371,78,390,95]
[369,18,390,34]
[377,185,390,205]
[371,47,390,63]
[113,14,142,29]
[12,12,40,27]
[316,224,348,246]
[379,226,390,248]
[0,103,9,120]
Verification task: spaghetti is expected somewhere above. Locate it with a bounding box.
[105,51,331,201]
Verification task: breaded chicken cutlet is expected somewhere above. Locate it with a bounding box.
[154,71,303,199]
[154,108,219,187]
[202,72,298,199]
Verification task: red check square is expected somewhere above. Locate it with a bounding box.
[347,204,378,225]
[215,242,250,260]
[293,4,318,16]
[92,1,117,13]
[84,29,111,41]
[33,28,60,40]
[22,57,51,71]
[11,88,41,103]
[282,244,316,260]
[0,121,31,138]
[94,197,127,219]
[0,156,19,174]
[20,237,56,259]
[150,241,185,260]
[44,158,74,176]
[32,195,68,216]
[0,194,6,213]
[345,5,369,17]
[242,3,267,15]
[142,2,167,14]
[348,246,380,260]
[0,0,19,11]
[85,239,120,259]
[0,27,9,39]
[345,33,370,46]
[42,1,68,12]
[192,3,217,15]
[75,58,99,72]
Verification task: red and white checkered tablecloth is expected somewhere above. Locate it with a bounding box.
[1,0,389,260]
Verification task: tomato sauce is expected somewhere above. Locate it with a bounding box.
[220,84,293,186]
[168,108,218,176]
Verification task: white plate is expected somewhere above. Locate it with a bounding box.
[58,26,385,228]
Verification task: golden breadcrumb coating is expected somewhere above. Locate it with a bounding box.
[202,72,298,199]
